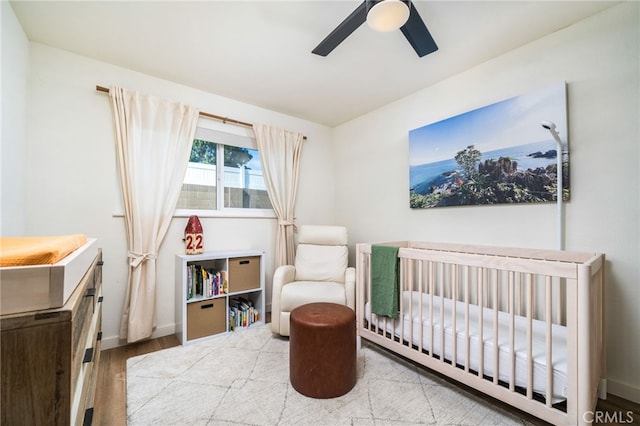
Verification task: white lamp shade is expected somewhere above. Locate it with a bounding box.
[367,0,410,32]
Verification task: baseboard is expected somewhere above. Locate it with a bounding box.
[100,323,177,351]
[608,378,640,404]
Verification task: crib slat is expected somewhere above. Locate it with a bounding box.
[452,263,458,368]
[369,254,374,334]
[515,273,521,316]
[398,258,404,346]
[545,275,553,407]
[418,260,424,353]
[364,252,371,333]
[527,273,534,399]
[554,276,561,325]
[464,266,470,373]
[403,257,408,341]
[493,269,499,385]
[366,252,375,335]
[478,267,484,379]
[440,262,445,365]
[484,269,490,310]
[429,261,434,359]
[509,271,516,392]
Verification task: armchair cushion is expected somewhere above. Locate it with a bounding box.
[281,281,347,312]
[294,245,348,283]
[297,225,348,245]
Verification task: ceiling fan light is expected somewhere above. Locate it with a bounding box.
[367,0,410,32]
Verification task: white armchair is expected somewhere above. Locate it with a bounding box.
[271,225,355,336]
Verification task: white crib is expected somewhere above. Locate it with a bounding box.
[356,241,606,426]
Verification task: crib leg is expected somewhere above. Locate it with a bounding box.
[599,379,608,400]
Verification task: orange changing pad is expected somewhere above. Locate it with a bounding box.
[0,234,88,267]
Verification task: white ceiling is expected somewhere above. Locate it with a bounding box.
[10,0,618,127]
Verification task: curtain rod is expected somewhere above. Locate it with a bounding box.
[96,85,306,140]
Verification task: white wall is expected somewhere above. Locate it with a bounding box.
[332,2,639,402]
[24,42,336,349]
[1,1,29,236]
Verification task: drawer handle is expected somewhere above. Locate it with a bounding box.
[239,260,250,265]
[85,288,96,298]
[98,296,104,303]
[97,331,103,341]
[83,407,94,426]
[201,303,214,309]
[83,347,94,364]
[97,261,104,266]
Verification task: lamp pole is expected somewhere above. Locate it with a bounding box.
[541,121,565,251]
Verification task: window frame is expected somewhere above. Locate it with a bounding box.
[174,119,275,219]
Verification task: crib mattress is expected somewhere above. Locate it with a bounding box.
[0,237,98,315]
[365,291,568,402]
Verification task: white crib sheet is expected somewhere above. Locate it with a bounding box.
[364,291,568,402]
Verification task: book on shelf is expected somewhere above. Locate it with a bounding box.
[186,264,228,300]
[228,296,259,331]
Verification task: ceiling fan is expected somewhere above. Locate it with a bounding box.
[312,0,438,57]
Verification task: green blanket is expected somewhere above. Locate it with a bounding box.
[370,245,399,319]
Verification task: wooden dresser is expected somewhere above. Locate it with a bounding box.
[1,249,103,425]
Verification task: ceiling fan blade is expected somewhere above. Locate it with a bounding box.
[312,1,368,56]
[400,2,438,57]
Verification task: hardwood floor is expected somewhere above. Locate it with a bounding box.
[596,396,640,426]
[94,334,180,425]
[94,324,640,426]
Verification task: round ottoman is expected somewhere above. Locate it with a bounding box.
[289,302,356,398]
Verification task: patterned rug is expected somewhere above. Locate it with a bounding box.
[126,325,533,425]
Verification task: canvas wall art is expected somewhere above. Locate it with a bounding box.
[409,82,568,209]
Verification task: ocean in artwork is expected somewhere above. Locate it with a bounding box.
[410,140,560,195]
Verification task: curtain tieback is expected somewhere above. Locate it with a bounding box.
[278,220,296,227]
[128,251,156,268]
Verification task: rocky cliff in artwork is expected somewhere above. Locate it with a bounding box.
[410,150,569,209]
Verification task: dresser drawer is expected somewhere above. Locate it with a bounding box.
[70,256,102,402]
[82,313,102,426]
[71,287,102,426]
[0,319,72,424]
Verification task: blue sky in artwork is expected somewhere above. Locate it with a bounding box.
[409,83,567,166]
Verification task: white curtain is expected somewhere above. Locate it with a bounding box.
[253,123,304,268]
[109,86,199,342]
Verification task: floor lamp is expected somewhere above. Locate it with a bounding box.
[541,121,566,251]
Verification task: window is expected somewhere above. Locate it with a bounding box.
[177,139,218,210]
[175,122,273,216]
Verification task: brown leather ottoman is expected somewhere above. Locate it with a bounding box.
[289,302,356,398]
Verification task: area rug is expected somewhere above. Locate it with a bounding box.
[126,325,534,425]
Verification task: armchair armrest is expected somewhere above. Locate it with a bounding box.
[274,264,296,285]
[344,266,356,309]
[271,265,296,334]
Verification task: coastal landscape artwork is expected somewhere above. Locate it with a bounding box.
[409,83,568,209]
